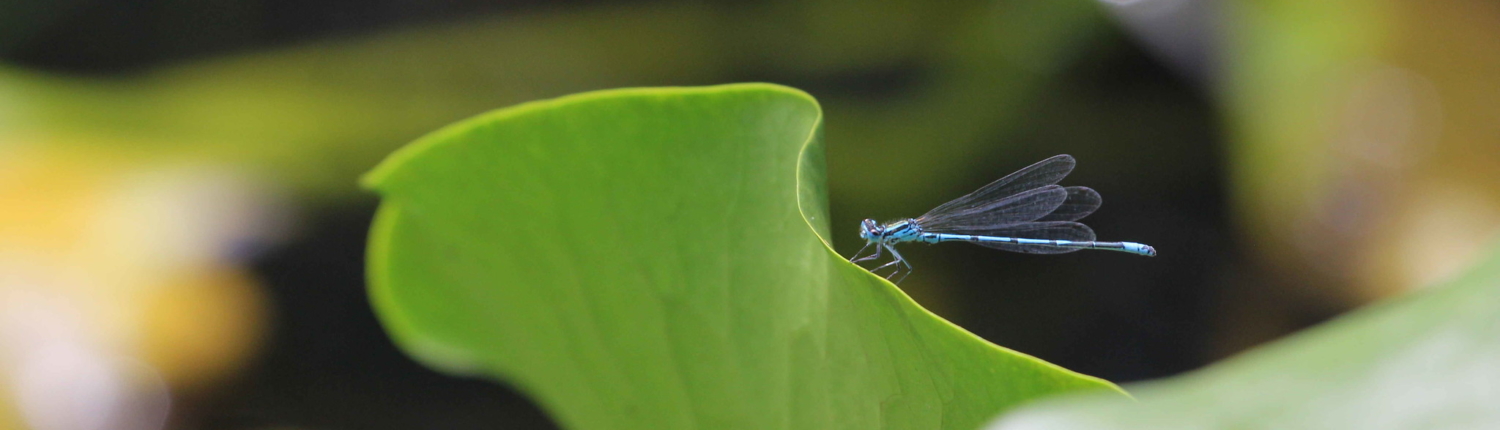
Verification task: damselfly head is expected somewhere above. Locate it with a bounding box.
[858,219,882,241]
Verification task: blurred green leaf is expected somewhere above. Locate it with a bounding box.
[988,241,1500,429]
[362,84,1122,430]
[1,1,1107,206]
[0,5,732,198]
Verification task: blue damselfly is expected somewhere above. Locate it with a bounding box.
[851,154,1155,282]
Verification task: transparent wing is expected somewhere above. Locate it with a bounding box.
[918,185,1068,231]
[917,185,1099,231]
[968,221,1097,254]
[918,154,1076,222]
[1037,186,1101,222]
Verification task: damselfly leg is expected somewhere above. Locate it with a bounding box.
[853,242,883,263]
[849,241,875,262]
[870,245,913,282]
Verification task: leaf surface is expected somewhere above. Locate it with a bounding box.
[363,84,1122,430]
[989,243,1500,430]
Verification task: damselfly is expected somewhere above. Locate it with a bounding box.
[851,154,1155,282]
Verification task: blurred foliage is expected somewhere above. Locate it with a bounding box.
[362,84,1123,430]
[0,149,269,385]
[988,239,1500,429]
[0,0,1109,203]
[1217,0,1500,356]
[0,5,724,197]
[0,382,15,430]
[1230,0,1500,299]
[0,148,258,428]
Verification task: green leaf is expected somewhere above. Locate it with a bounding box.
[988,243,1500,430]
[362,83,1123,430]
